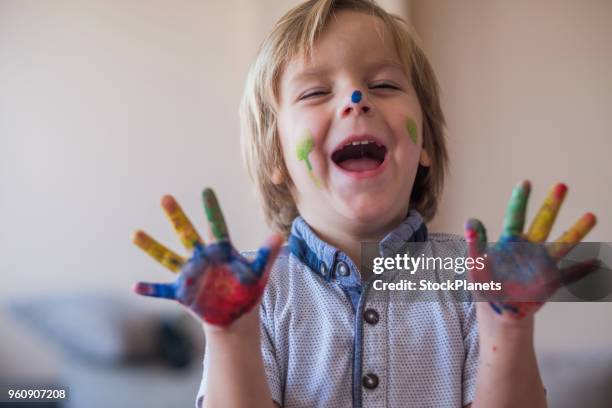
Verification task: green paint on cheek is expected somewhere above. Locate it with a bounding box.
[406,118,418,145]
[295,133,322,188]
[296,136,314,171]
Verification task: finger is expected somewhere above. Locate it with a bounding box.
[251,234,284,278]
[526,183,567,242]
[133,281,177,299]
[502,180,531,239]
[132,230,186,273]
[465,218,487,258]
[202,188,230,242]
[559,258,601,286]
[161,195,203,250]
[549,212,597,260]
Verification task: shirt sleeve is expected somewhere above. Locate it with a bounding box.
[462,299,480,407]
[194,294,283,407]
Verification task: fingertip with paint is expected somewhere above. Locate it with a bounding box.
[133,230,147,244]
[517,179,531,193]
[553,183,568,199]
[202,187,214,199]
[464,218,482,236]
[133,282,150,295]
[465,218,477,230]
[584,212,597,226]
[161,194,178,211]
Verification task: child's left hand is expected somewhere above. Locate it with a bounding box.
[465,180,599,319]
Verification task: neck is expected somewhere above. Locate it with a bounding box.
[304,212,405,273]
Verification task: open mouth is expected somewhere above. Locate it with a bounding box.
[331,139,387,172]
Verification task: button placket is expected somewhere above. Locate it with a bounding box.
[361,300,387,406]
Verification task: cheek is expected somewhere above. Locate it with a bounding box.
[390,116,423,172]
[279,109,329,174]
[405,117,419,145]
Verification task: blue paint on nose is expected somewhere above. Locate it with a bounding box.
[351,90,362,103]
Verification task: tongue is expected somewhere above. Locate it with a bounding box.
[338,158,381,172]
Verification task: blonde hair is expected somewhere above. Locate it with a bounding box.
[240,0,448,237]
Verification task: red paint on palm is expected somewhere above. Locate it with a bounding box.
[192,264,268,326]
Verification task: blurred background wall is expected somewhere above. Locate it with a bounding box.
[410,0,612,351]
[1,1,611,405]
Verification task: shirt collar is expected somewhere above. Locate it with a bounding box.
[288,210,428,281]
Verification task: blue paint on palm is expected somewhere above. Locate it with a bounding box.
[351,90,362,103]
[490,239,556,284]
[144,241,271,301]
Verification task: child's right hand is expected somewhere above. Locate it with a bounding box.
[132,188,283,330]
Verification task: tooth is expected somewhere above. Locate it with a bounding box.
[361,141,369,145]
[352,141,360,146]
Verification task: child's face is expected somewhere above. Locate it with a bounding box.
[277,11,430,235]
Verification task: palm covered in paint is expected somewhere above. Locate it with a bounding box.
[132,188,282,327]
[465,181,598,318]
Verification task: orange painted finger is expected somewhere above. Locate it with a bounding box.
[132,230,186,272]
[161,195,203,251]
[526,183,567,242]
[549,213,597,260]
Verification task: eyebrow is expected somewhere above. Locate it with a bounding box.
[289,59,406,83]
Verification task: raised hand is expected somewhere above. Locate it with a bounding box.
[132,188,283,327]
[465,181,598,318]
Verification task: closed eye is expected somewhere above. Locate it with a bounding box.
[299,90,329,100]
[370,83,400,90]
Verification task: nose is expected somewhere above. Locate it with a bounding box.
[340,89,372,118]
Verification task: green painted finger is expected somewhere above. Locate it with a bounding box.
[502,180,531,238]
[202,188,229,242]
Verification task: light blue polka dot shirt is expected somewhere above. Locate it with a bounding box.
[197,210,479,408]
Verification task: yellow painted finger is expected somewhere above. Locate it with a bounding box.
[161,195,203,250]
[133,230,186,272]
[526,183,567,242]
[549,213,597,260]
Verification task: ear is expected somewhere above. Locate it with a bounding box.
[419,148,431,167]
[271,167,283,185]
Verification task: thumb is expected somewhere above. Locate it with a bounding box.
[465,218,487,258]
[251,233,284,282]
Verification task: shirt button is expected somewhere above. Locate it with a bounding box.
[363,308,379,325]
[362,373,379,390]
[336,261,350,277]
[319,263,328,276]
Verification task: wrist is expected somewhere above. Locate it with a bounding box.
[476,302,535,344]
[203,305,262,343]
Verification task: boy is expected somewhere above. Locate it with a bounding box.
[133,1,597,407]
